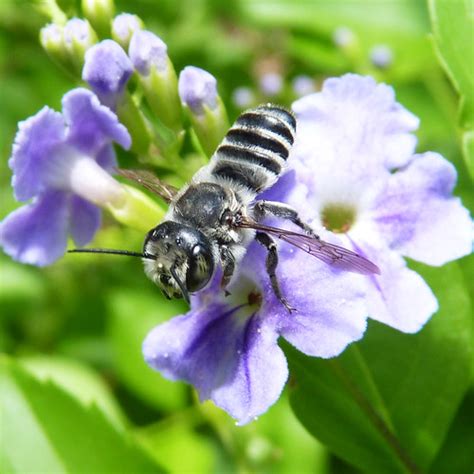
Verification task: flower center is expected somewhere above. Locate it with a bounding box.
[227,276,263,320]
[247,290,262,308]
[321,203,356,233]
[46,147,125,207]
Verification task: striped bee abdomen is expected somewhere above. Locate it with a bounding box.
[210,104,296,194]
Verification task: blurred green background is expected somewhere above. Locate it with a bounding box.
[1,0,473,473]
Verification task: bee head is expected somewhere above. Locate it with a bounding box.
[143,221,215,302]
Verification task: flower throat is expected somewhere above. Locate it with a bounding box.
[321,204,356,233]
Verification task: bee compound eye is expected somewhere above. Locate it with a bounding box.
[186,243,214,292]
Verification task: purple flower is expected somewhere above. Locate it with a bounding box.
[0,88,131,266]
[143,73,472,425]
[82,40,133,109]
[144,238,368,424]
[178,66,218,114]
[291,74,472,332]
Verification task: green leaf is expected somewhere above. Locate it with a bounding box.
[429,0,474,177]
[18,355,127,432]
[253,392,329,474]
[287,262,472,473]
[429,388,474,474]
[0,260,45,304]
[0,357,163,473]
[107,288,188,411]
[462,130,474,180]
[136,417,216,473]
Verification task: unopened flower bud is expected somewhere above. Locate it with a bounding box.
[82,39,151,154]
[81,0,115,38]
[40,23,70,69]
[129,30,182,131]
[112,13,144,49]
[178,66,228,156]
[63,18,98,71]
[83,39,132,108]
[179,66,217,114]
[36,0,67,24]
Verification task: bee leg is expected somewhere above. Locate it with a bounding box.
[255,231,296,313]
[219,245,235,296]
[254,200,317,237]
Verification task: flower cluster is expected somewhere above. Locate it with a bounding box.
[1,12,227,266]
[1,2,472,426]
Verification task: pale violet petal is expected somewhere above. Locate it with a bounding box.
[62,88,131,154]
[0,190,69,266]
[350,237,438,333]
[370,152,472,265]
[255,243,369,358]
[9,107,65,201]
[95,145,118,172]
[143,301,288,425]
[292,74,419,185]
[69,195,101,246]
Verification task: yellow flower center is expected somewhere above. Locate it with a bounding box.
[321,203,356,233]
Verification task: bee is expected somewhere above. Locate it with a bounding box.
[71,104,380,311]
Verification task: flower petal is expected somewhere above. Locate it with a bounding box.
[352,238,438,333]
[69,195,101,246]
[143,301,288,425]
[292,74,419,186]
[258,244,369,358]
[370,152,472,265]
[0,190,69,266]
[62,88,131,155]
[9,107,65,201]
[95,145,118,172]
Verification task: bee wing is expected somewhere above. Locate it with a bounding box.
[240,220,381,275]
[117,169,179,203]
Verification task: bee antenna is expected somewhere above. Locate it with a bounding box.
[170,265,190,304]
[68,248,156,260]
